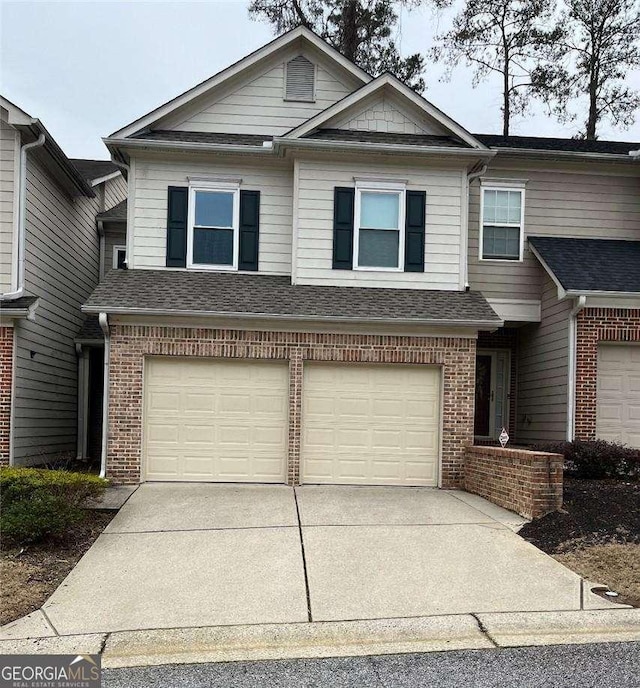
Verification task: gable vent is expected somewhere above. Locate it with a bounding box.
[285,56,315,102]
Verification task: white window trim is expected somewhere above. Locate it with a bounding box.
[354,182,406,272]
[113,245,126,270]
[187,182,240,271]
[479,186,525,262]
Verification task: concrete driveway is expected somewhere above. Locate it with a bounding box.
[42,484,589,636]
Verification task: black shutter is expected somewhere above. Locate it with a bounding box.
[332,187,354,270]
[166,186,188,267]
[404,190,426,272]
[238,190,260,271]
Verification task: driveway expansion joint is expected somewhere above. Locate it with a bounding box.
[293,487,313,622]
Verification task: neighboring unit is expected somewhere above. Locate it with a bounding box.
[0,97,126,467]
[80,27,638,487]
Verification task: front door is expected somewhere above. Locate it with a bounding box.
[474,350,510,440]
[474,354,492,436]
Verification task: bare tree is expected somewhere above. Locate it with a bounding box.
[431,0,562,135]
[249,0,427,91]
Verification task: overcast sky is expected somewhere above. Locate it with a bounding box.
[2,0,639,160]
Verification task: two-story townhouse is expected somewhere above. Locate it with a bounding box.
[82,27,638,489]
[466,136,640,448]
[0,97,127,468]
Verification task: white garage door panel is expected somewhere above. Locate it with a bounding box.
[597,345,640,448]
[302,363,440,486]
[144,358,288,482]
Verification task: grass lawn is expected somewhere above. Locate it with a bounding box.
[0,510,114,626]
[519,477,640,607]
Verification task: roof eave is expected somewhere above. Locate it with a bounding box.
[16,121,96,197]
[273,137,496,159]
[489,147,637,163]
[104,137,274,157]
[90,170,121,187]
[565,289,640,298]
[81,304,502,329]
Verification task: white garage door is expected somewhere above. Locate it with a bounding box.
[302,362,441,486]
[597,344,640,448]
[144,358,288,482]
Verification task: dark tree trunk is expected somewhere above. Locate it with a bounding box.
[586,74,598,139]
[341,0,359,62]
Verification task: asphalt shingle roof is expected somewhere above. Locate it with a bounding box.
[75,315,103,342]
[131,131,273,146]
[70,159,119,182]
[0,295,38,311]
[306,129,468,147]
[529,237,640,293]
[97,199,127,221]
[84,270,501,325]
[474,134,639,155]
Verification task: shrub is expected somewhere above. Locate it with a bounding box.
[532,439,640,480]
[0,467,108,545]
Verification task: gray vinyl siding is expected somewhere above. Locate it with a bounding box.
[295,158,465,290]
[104,174,127,211]
[0,117,18,293]
[130,155,292,274]
[468,163,640,300]
[103,229,126,275]
[516,272,572,443]
[12,154,101,464]
[162,49,358,136]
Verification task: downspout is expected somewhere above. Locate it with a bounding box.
[97,220,105,281]
[464,162,488,290]
[567,295,587,441]
[2,133,46,299]
[99,312,110,479]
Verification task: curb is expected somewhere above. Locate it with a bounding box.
[476,609,640,647]
[1,610,639,668]
[101,615,492,668]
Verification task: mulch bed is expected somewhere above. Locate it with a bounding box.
[519,477,640,607]
[520,477,640,552]
[0,510,114,626]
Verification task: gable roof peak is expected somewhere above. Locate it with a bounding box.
[107,25,371,141]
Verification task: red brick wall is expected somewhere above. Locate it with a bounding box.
[575,308,640,440]
[0,326,14,466]
[107,325,477,486]
[463,445,563,519]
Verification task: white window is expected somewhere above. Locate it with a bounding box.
[187,184,239,270]
[285,55,315,102]
[354,184,405,271]
[480,187,525,261]
[113,245,126,270]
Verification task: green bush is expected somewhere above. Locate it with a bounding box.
[0,467,108,545]
[532,439,640,480]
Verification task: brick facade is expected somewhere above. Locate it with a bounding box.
[463,445,563,519]
[0,326,13,466]
[575,308,640,440]
[107,324,477,486]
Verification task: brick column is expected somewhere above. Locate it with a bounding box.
[0,326,14,466]
[288,347,303,485]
